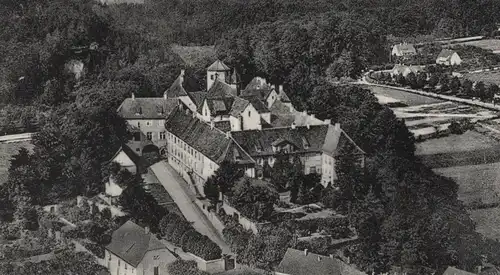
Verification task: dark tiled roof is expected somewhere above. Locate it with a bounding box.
[229,97,249,117]
[106,221,171,267]
[242,95,270,113]
[443,267,477,275]
[214,121,231,132]
[270,100,293,114]
[244,77,272,91]
[231,125,330,157]
[207,79,236,99]
[165,107,254,164]
[207,60,230,71]
[240,89,274,101]
[117,98,179,119]
[275,248,366,275]
[188,91,207,110]
[165,72,200,98]
[207,98,234,115]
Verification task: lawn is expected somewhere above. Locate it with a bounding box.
[470,207,500,240]
[434,162,500,205]
[365,85,443,106]
[0,141,33,184]
[415,130,498,156]
[464,71,500,86]
[458,39,500,53]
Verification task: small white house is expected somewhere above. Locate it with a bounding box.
[391,43,417,57]
[105,145,141,203]
[436,49,462,66]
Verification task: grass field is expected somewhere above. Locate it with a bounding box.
[0,141,33,184]
[470,207,500,240]
[364,85,444,106]
[458,39,500,53]
[415,130,498,156]
[464,71,500,86]
[435,162,500,205]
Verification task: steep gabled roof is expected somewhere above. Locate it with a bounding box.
[437,49,458,60]
[105,221,172,268]
[207,60,230,71]
[229,97,250,117]
[275,248,366,275]
[165,71,200,98]
[240,89,274,101]
[244,76,271,91]
[165,107,254,164]
[110,144,141,168]
[393,43,417,54]
[189,91,207,110]
[207,79,237,99]
[242,95,270,113]
[117,97,179,119]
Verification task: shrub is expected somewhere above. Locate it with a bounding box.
[184,233,222,260]
[81,241,105,259]
[100,207,112,221]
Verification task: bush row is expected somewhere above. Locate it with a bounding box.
[167,259,210,275]
[160,213,222,260]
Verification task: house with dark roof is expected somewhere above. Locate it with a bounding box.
[165,69,201,113]
[275,248,366,275]
[231,122,364,187]
[436,49,462,66]
[165,106,256,193]
[117,94,179,155]
[105,221,176,275]
[391,43,417,57]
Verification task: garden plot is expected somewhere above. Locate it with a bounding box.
[465,70,500,86]
[458,39,500,53]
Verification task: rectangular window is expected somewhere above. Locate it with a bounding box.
[147,132,152,140]
[146,121,151,126]
[309,166,317,174]
[158,120,163,126]
[137,122,141,129]
[160,132,166,140]
[154,266,159,275]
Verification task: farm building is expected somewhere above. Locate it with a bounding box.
[390,65,426,77]
[436,49,462,66]
[391,43,417,57]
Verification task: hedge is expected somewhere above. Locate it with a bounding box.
[81,241,105,259]
[160,213,222,260]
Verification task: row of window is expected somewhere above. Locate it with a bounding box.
[136,120,163,129]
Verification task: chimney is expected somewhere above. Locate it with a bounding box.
[279,84,284,93]
[145,226,150,235]
[304,249,308,256]
[131,93,135,100]
[324,119,331,125]
[291,122,296,130]
[306,123,310,130]
[210,120,215,130]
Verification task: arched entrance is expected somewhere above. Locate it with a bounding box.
[142,144,160,166]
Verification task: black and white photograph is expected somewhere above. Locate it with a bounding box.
[2,0,500,274]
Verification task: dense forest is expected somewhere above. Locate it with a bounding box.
[1,0,500,274]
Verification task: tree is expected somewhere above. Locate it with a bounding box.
[450,76,461,94]
[208,161,243,195]
[228,179,278,222]
[203,177,220,204]
[168,259,209,275]
[475,81,486,100]
[270,152,293,191]
[462,79,473,97]
[118,177,166,231]
[406,72,417,89]
[487,84,499,102]
[428,73,439,88]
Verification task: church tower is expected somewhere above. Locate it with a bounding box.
[207,60,230,90]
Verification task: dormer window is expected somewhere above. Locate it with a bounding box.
[302,136,310,149]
